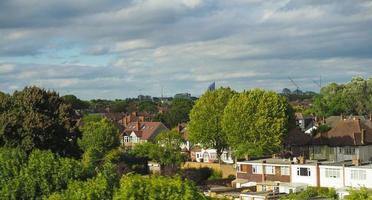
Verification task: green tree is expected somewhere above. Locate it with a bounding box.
[113,175,206,200]
[138,100,158,114]
[345,187,372,200]
[156,98,194,128]
[61,94,90,110]
[110,100,128,113]
[188,87,235,162]
[222,89,290,158]
[78,118,120,153]
[132,130,186,175]
[0,149,84,200]
[0,86,79,156]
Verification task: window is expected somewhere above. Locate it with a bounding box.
[252,165,262,174]
[344,147,356,155]
[351,170,366,180]
[297,167,311,176]
[265,166,275,175]
[325,168,340,178]
[124,136,130,143]
[281,166,290,176]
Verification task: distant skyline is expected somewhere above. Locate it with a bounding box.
[0,0,371,100]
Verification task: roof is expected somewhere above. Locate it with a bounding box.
[284,128,312,146]
[123,121,168,140]
[313,118,372,146]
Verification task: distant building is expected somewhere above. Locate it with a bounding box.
[174,93,191,99]
[138,95,152,101]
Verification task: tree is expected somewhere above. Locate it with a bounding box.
[138,100,158,114]
[156,98,194,128]
[0,86,79,156]
[132,130,186,175]
[222,89,290,158]
[345,187,372,200]
[110,100,128,113]
[113,175,206,200]
[61,94,90,110]
[0,149,84,200]
[78,118,120,154]
[188,87,235,162]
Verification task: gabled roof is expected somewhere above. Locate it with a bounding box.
[284,128,312,146]
[313,118,372,146]
[123,121,168,140]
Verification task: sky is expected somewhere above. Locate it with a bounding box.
[0,0,371,99]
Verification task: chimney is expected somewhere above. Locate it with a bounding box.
[299,156,306,164]
[361,129,365,145]
[136,121,141,131]
[352,156,361,166]
[139,116,145,122]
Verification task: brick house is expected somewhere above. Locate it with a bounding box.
[121,121,168,147]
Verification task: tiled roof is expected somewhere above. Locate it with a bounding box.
[313,118,372,146]
[284,128,312,146]
[123,121,168,140]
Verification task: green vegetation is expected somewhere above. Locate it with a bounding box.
[113,175,206,200]
[281,187,337,200]
[188,87,236,162]
[223,89,290,158]
[156,98,194,128]
[132,130,186,175]
[0,86,80,157]
[309,77,372,117]
[345,187,372,200]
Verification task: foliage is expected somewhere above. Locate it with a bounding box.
[309,77,372,116]
[46,173,113,200]
[61,94,90,110]
[113,175,206,200]
[188,87,235,162]
[110,100,128,113]
[281,187,337,200]
[345,187,372,200]
[180,167,212,185]
[132,130,186,175]
[208,169,222,180]
[78,118,120,153]
[222,89,290,158]
[156,98,194,128]
[0,149,84,200]
[138,100,158,114]
[0,86,79,156]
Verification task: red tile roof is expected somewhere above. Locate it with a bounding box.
[123,121,168,140]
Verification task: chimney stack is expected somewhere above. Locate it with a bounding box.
[299,156,306,164]
[352,156,361,166]
[136,121,141,131]
[361,129,365,145]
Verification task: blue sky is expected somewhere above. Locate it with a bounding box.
[0,0,371,99]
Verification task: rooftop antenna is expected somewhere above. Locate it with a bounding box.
[288,77,300,95]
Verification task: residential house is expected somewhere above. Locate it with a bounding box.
[310,117,372,162]
[121,121,168,147]
[295,113,315,132]
[190,147,233,164]
[284,128,312,158]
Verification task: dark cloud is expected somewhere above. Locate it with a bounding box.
[0,0,371,98]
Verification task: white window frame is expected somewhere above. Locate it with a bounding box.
[252,165,262,174]
[351,170,366,180]
[325,168,340,178]
[297,167,311,176]
[265,165,275,175]
[281,166,290,176]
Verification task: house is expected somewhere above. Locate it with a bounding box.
[310,117,372,162]
[284,128,312,158]
[190,147,233,163]
[121,121,168,147]
[234,158,293,188]
[294,113,314,132]
[118,112,154,128]
[290,159,320,187]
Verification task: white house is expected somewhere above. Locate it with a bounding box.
[344,163,372,188]
[291,161,319,187]
[191,147,233,163]
[319,165,344,188]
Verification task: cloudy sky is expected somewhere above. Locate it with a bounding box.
[0,0,371,99]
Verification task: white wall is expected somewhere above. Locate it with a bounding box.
[291,164,318,186]
[358,145,372,162]
[344,167,372,188]
[319,166,344,188]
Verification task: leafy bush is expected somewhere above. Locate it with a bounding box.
[208,169,223,180]
[281,187,337,200]
[180,167,212,185]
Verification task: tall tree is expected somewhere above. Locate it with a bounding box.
[132,130,186,175]
[188,87,235,162]
[61,95,90,110]
[222,89,290,158]
[0,87,79,156]
[156,98,194,128]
